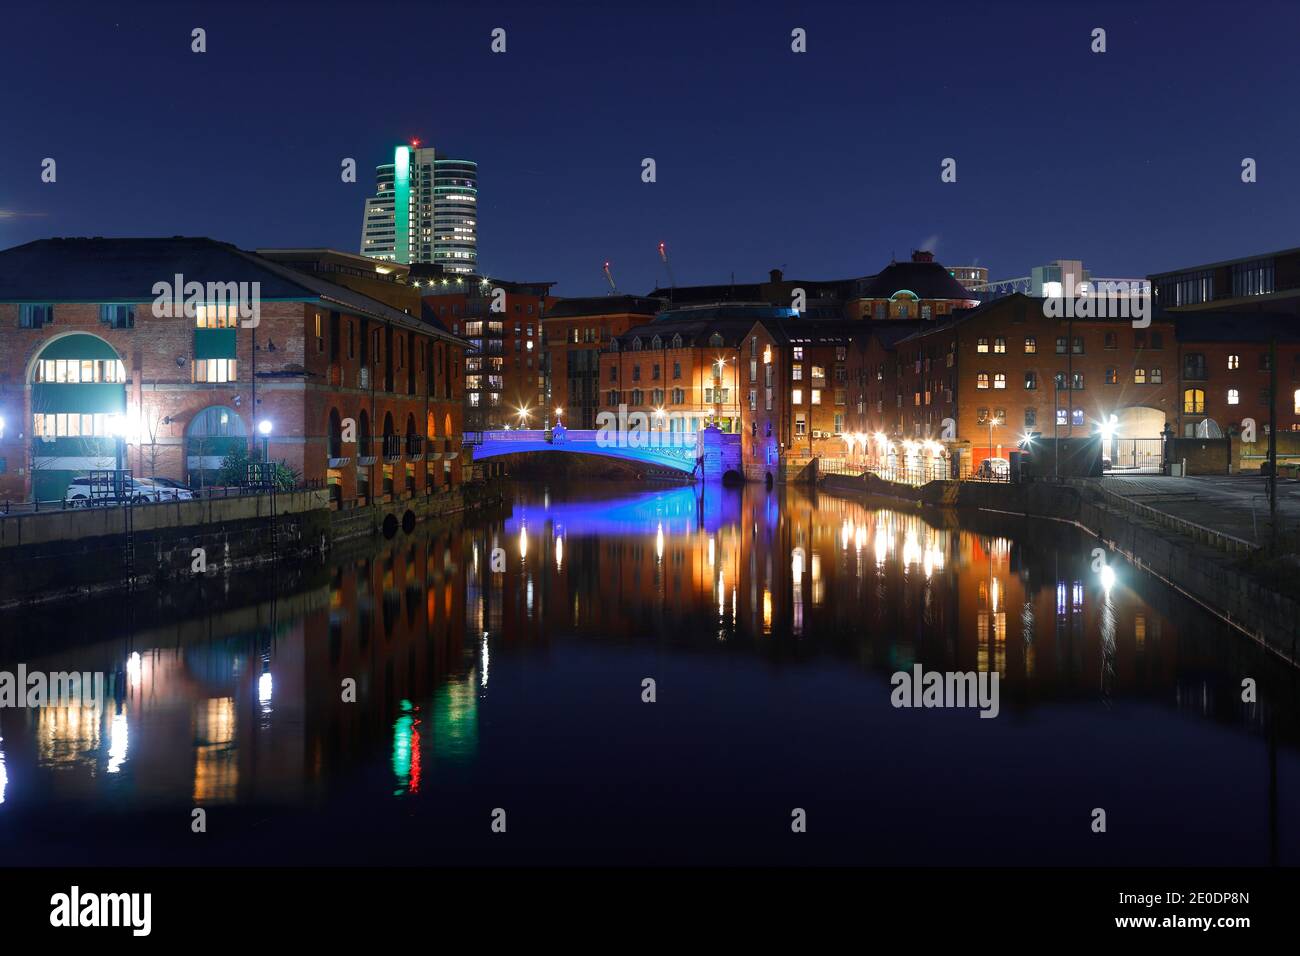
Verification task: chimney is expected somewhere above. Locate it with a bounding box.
[911,250,934,263]
[769,268,783,283]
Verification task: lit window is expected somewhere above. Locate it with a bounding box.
[792,389,803,405]
[1228,388,1239,405]
[976,373,989,389]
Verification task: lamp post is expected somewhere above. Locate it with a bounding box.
[258,418,272,463]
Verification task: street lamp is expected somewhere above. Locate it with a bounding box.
[988,412,1002,465]
[517,406,531,428]
[258,418,272,462]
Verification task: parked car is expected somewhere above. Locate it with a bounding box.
[64,476,195,506]
[975,457,1010,480]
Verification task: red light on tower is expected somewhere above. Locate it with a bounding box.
[411,138,421,147]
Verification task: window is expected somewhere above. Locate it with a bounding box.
[977,408,989,424]
[993,373,1006,389]
[1228,354,1240,370]
[1260,352,1272,371]
[19,304,53,328]
[976,372,990,389]
[1228,388,1240,405]
[994,336,1006,353]
[194,303,239,328]
[1184,353,1206,380]
[1055,337,1067,354]
[1295,389,1300,415]
[1105,367,1118,385]
[1054,372,1067,390]
[194,358,237,383]
[795,415,806,436]
[632,366,641,381]
[1183,388,1205,414]
[315,313,323,352]
[1231,258,1275,297]
[1135,331,1147,349]
[1151,332,1164,350]
[673,362,681,379]
[1056,408,1068,426]
[792,388,803,405]
[1071,409,1085,426]
[1072,372,1084,390]
[1024,337,1037,354]
[1024,371,1037,390]
[793,347,803,361]
[811,389,822,405]
[1134,368,1147,384]
[748,389,756,411]
[34,358,126,383]
[1104,332,1117,350]
[100,304,135,329]
[651,335,662,350]
[977,336,989,353]
[792,364,803,381]
[1151,367,1163,384]
[1072,337,1084,354]
[609,366,618,382]
[652,363,660,380]
[811,365,825,380]
[1024,408,1037,427]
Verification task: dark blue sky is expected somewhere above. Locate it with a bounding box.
[2,0,1298,295]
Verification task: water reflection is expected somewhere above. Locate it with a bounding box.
[0,481,1295,864]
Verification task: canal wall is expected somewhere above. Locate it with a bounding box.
[820,474,1300,667]
[0,490,333,609]
[0,479,508,609]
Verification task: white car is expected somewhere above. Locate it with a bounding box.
[64,476,195,506]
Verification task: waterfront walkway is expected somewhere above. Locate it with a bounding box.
[1082,474,1300,549]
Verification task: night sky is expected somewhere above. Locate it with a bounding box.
[2,0,1298,294]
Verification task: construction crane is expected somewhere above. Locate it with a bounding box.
[603,260,618,294]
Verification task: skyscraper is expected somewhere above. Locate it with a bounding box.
[360,143,478,274]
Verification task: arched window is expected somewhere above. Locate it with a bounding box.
[671,334,682,349]
[1182,388,1205,414]
[185,405,247,485]
[632,337,643,351]
[328,408,343,458]
[358,411,371,453]
[651,335,662,349]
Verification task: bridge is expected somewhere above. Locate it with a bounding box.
[468,426,744,482]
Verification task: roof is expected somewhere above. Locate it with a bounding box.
[856,258,977,301]
[0,237,468,347]
[1171,311,1300,343]
[546,295,664,319]
[1149,246,1300,279]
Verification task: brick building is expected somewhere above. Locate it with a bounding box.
[541,295,662,429]
[1172,313,1300,439]
[891,294,1179,464]
[419,276,557,430]
[0,237,467,504]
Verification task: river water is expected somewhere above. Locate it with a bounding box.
[0,481,1296,865]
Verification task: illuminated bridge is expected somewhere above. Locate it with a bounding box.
[468,427,744,482]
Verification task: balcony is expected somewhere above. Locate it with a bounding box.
[382,435,402,462]
[405,435,425,459]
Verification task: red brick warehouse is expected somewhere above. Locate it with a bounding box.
[0,238,468,505]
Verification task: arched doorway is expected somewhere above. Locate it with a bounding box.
[28,333,127,501]
[185,406,247,487]
[1108,405,1167,472]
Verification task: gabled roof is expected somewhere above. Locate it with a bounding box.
[0,237,468,346]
